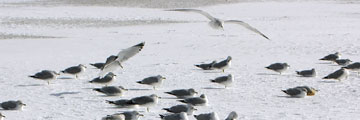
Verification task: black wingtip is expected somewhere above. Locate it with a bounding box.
[136,81,142,84]
[162,108,170,112]
[178,100,186,103]
[93,88,101,92]
[28,75,36,78]
[105,100,114,104]
[135,42,145,47]
[210,80,216,82]
[323,76,329,79]
[159,114,165,118]
[296,71,300,75]
[282,90,287,94]
[194,65,200,67]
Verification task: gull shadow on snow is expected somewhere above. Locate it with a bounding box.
[127,88,153,91]
[256,73,280,76]
[57,77,74,79]
[318,80,338,83]
[16,84,45,87]
[202,87,225,90]
[50,91,81,97]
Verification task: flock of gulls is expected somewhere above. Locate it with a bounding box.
[1,8,359,120]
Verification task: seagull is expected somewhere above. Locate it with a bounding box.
[164,88,198,98]
[89,72,116,86]
[282,87,308,98]
[128,94,160,112]
[225,111,238,120]
[343,62,360,75]
[102,113,125,120]
[210,74,234,88]
[335,59,352,66]
[166,9,270,40]
[178,94,208,106]
[0,113,5,120]
[106,99,139,108]
[195,60,217,70]
[29,70,60,84]
[136,75,166,90]
[0,100,26,110]
[162,104,197,115]
[194,112,220,120]
[61,64,87,79]
[160,112,189,120]
[296,68,316,77]
[295,86,318,96]
[319,52,341,62]
[99,42,145,77]
[212,56,232,72]
[265,63,290,74]
[93,86,127,96]
[119,111,144,120]
[323,68,350,81]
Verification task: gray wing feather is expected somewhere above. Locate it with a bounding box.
[64,66,81,74]
[225,20,270,40]
[325,69,344,79]
[166,9,216,21]
[140,77,159,84]
[213,76,228,83]
[131,96,154,105]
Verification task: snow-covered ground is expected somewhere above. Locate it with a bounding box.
[1,0,360,120]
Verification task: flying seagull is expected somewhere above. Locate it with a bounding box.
[99,42,145,77]
[166,9,270,40]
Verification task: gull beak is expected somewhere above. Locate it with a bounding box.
[158,96,162,99]
[123,88,129,91]
[162,77,166,80]
[139,114,144,117]
[194,108,198,111]
[23,103,27,106]
[194,92,198,94]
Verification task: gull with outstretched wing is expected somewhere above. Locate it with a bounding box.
[99,42,145,77]
[166,9,270,40]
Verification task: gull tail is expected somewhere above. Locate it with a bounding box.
[28,75,37,79]
[159,114,165,119]
[162,108,171,112]
[106,100,115,104]
[93,88,102,92]
[178,100,186,103]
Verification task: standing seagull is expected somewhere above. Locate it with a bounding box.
[129,94,160,112]
[195,61,217,70]
[29,70,60,84]
[296,68,316,77]
[225,111,238,120]
[102,113,125,120]
[210,74,234,88]
[89,72,116,86]
[282,87,308,98]
[61,64,87,79]
[265,63,290,74]
[178,94,208,106]
[100,42,145,77]
[194,112,220,120]
[0,100,26,110]
[319,52,341,62]
[212,56,232,72]
[343,62,360,75]
[160,112,189,120]
[93,86,127,96]
[162,104,197,115]
[0,113,5,120]
[136,75,166,90]
[165,88,198,98]
[323,68,350,81]
[166,9,270,40]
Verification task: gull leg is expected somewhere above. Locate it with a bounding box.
[147,107,150,112]
[47,81,50,85]
[222,69,225,72]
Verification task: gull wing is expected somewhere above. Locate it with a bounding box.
[99,42,145,77]
[225,20,270,40]
[166,9,216,21]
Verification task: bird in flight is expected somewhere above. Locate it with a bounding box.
[166,9,270,40]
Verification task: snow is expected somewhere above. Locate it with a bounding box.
[1,0,360,120]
